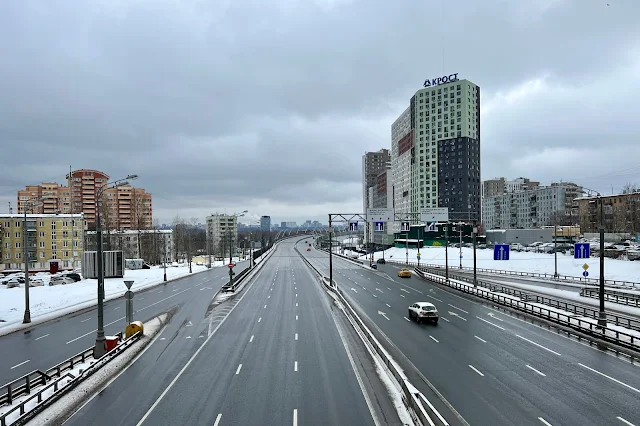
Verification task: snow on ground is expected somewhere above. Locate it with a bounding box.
[364,246,640,284]
[0,261,238,334]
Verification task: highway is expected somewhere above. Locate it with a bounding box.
[0,260,250,388]
[303,246,640,426]
[61,239,398,426]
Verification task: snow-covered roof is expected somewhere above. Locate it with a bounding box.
[0,213,84,219]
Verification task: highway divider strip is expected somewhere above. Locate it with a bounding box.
[295,244,446,426]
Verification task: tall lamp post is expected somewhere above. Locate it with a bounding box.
[94,174,138,359]
[22,197,45,324]
[583,187,607,327]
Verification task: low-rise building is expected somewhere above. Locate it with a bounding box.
[0,214,85,272]
[85,229,173,263]
[577,192,640,234]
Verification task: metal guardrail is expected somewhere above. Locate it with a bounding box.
[1,332,142,426]
[580,287,640,308]
[0,347,94,408]
[414,269,640,352]
[420,266,640,332]
[416,262,640,289]
[295,245,445,426]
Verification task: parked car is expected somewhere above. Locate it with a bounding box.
[398,268,412,278]
[28,278,44,287]
[49,275,75,286]
[6,278,21,288]
[377,258,386,264]
[62,272,82,282]
[370,264,378,270]
[408,302,439,324]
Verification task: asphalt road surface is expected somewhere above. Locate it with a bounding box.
[303,247,640,426]
[62,240,394,426]
[0,260,249,387]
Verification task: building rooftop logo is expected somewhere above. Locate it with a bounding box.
[423,73,459,87]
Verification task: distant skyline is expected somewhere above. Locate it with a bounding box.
[1,1,639,224]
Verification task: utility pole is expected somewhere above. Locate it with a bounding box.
[69,165,75,270]
[554,206,559,279]
[472,223,477,287]
[598,195,606,326]
[405,232,409,265]
[458,222,463,269]
[188,223,192,273]
[445,221,449,282]
[228,231,234,286]
[329,216,333,287]
[163,233,167,282]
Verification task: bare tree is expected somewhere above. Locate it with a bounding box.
[622,183,639,194]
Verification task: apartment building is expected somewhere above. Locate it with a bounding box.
[482,185,567,229]
[483,177,540,198]
[391,76,481,224]
[362,149,391,213]
[577,192,640,233]
[0,214,85,271]
[260,216,271,232]
[17,169,152,231]
[206,214,238,255]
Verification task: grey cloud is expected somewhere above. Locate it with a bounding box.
[1,0,639,223]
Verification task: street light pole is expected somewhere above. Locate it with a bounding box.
[23,198,44,323]
[472,224,477,287]
[163,233,167,282]
[598,195,607,326]
[94,175,137,359]
[445,221,449,282]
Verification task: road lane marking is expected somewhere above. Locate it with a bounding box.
[448,304,469,314]
[35,334,49,341]
[264,305,267,309]
[214,413,222,426]
[538,418,553,426]
[400,288,410,293]
[387,287,392,291]
[400,294,405,298]
[294,361,298,372]
[81,318,91,323]
[268,295,271,299]
[114,307,121,310]
[293,409,298,426]
[578,363,640,394]
[476,316,505,330]
[404,317,410,322]
[617,416,635,426]
[296,315,298,320]
[468,365,484,377]
[10,360,30,369]
[372,295,377,298]
[526,365,546,377]
[258,317,262,323]
[249,335,254,343]
[474,336,486,343]
[385,304,391,308]
[236,364,242,375]
[441,317,450,322]
[296,303,298,307]
[295,333,298,341]
[516,335,561,356]
[429,335,439,343]
[66,316,126,344]
[426,295,443,302]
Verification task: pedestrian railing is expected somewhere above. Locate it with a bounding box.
[580,287,640,308]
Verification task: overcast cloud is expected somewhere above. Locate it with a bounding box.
[1,0,639,225]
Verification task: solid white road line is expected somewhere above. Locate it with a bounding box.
[538,417,553,426]
[526,365,546,377]
[294,361,298,372]
[578,363,640,394]
[516,335,561,356]
[258,317,262,323]
[295,333,298,341]
[429,335,439,343]
[35,334,49,341]
[474,336,486,343]
[236,364,242,375]
[213,413,222,426]
[249,335,254,343]
[404,317,410,322]
[448,304,469,314]
[293,409,298,426]
[441,317,450,323]
[81,318,91,323]
[476,316,506,330]
[468,365,484,377]
[10,360,30,369]
[617,416,635,426]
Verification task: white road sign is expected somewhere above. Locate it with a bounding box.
[420,207,449,222]
[366,208,395,223]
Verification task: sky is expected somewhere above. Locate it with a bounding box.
[1,0,639,226]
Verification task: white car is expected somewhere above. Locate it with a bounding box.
[408,302,439,324]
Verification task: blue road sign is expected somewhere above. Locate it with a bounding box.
[494,244,510,260]
[574,243,591,259]
[349,222,358,231]
[583,271,589,277]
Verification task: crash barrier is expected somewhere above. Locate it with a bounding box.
[413,268,640,353]
[410,262,640,289]
[0,332,142,426]
[420,267,640,332]
[580,287,640,308]
[220,267,252,292]
[295,245,445,426]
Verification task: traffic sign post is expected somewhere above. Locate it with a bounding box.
[574,243,590,259]
[493,244,510,260]
[123,280,134,324]
[583,271,589,277]
[228,263,234,269]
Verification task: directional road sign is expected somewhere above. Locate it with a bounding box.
[420,207,449,223]
[349,222,358,231]
[493,244,510,260]
[366,208,394,223]
[574,243,590,259]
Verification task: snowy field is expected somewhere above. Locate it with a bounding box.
[355,246,640,284]
[0,261,238,334]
